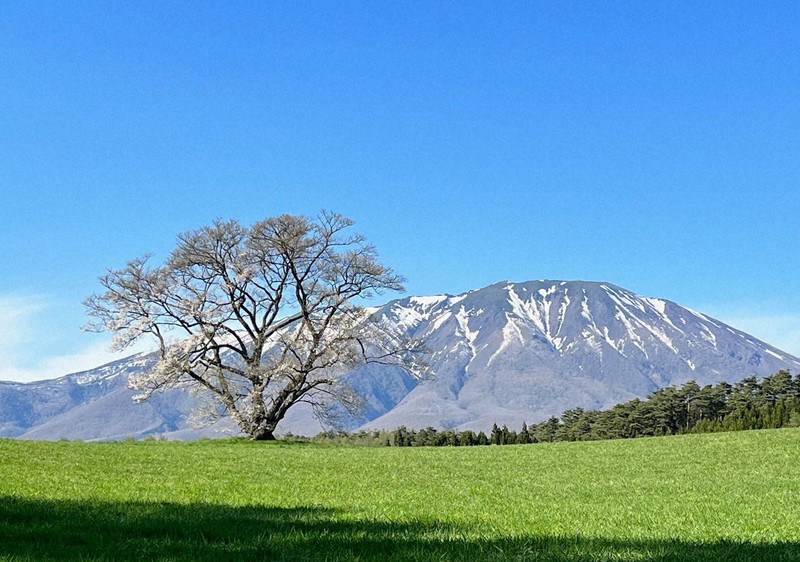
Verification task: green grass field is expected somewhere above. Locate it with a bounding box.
[1,428,799,561]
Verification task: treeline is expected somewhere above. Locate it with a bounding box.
[295,370,800,446]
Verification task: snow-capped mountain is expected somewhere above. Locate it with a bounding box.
[362,280,800,431]
[2,280,799,439]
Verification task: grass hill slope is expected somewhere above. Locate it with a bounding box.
[1,428,799,561]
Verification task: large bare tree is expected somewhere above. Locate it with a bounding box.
[84,211,420,440]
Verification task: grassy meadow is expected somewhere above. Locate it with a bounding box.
[1,429,799,561]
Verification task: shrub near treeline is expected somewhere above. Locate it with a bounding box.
[298,370,800,447]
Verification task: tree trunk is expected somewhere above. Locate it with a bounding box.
[242,394,279,440]
[246,415,278,440]
[250,430,276,441]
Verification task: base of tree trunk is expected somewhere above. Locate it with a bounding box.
[250,432,277,441]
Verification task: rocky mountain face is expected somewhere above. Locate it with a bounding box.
[2,280,799,440]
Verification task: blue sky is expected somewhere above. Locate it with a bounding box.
[2,2,799,381]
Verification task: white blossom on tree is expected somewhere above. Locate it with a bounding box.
[84,211,422,440]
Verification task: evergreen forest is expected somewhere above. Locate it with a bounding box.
[299,370,800,447]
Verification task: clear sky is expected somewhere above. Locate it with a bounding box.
[2,2,799,382]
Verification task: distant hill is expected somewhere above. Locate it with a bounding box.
[2,279,799,440]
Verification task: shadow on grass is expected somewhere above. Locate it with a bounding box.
[0,495,797,561]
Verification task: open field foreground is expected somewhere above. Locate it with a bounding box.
[1,430,799,561]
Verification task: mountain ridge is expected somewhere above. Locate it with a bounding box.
[361,279,800,431]
[2,279,798,440]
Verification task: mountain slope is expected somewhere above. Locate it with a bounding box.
[2,279,798,439]
[362,280,800,431]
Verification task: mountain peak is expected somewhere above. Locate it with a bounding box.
[367,279,800,431]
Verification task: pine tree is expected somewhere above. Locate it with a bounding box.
[517,422,531,444]
[490,423,501,445]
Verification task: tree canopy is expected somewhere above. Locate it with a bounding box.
[85,211,421,440]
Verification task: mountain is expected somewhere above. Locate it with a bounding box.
[0,354,201,440]
[362,280,800,431]
[2,280,799,440]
